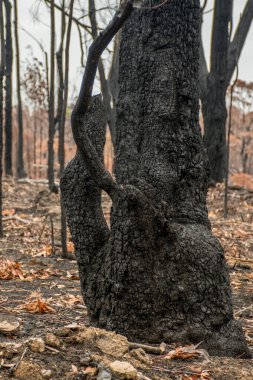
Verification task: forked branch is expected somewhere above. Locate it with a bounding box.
[71,0,134,199]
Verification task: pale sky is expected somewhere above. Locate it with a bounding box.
[18,0,253,101]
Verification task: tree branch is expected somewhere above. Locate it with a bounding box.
[227,0,253,84]
[199,32,208,99]
[43,0,93,34]
[210,0,233,76]
[71,0,134,198]
[88,0,115,144]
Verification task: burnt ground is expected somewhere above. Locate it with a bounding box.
[0,179,253,380]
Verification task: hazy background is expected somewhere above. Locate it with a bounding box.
[18,0,253,100]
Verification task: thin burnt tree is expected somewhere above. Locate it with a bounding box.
[61,0,249,357]
[13,0,25,178]
[48,0,56,191]
[0,0,5,236]
[200,0,253,182]
[3,0,12,176]
[56,0,66,165]
[59,0,74,258]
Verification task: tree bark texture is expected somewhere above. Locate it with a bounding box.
[4,0,13,176]
[0,0,4,236]
[48,0,56,190]
[200,0,253,182]
[61,0,249,357]
[14,0,25,178]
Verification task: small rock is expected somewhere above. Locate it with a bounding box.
[0,315,21,335]
[83,366,98,378]
[54,327,70,337]
[80,352,92,366]
[97,365,112,380]
[41,369,52,379]
[97,332,129,357]
[45,333,61,348]
[109,361,137,380]
[77,327,129,358]
[130,349,151,366]
[28,338,45,353]
[0,342,22,359]
[137,373,152,380]
[15,361,43,380]
[76,327,97,342]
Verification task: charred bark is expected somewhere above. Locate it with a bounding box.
[14,0,26,178]
[0,0,4,236]
[3,0,13,176]
[48,0,56,191]
[200,0,253,183]
[61,0,249,357]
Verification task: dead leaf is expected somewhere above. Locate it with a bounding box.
[0,259,24,280]
[21,292,55,314]
[164,344,209,361]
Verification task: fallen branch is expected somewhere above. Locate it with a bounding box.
[3,216,31,224]
[129,342,167,355]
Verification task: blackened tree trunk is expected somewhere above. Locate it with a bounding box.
[59,0,74,258]
[48,0,56,191]
[88,0,116,146]
[56,0,65,164]
[14,0,26,178]
[61,0,249,357]
[3,0,13,176]
[200,0,253,182]
[0,0,4,236]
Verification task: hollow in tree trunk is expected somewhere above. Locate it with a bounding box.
[61,0,249,357]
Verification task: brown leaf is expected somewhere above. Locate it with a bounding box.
[22,292,55,314]
[0,259,24,280]
[165,345,209,361]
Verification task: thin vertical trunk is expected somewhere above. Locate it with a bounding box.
[33,107,37,179]
[3,0,12,176]
[25,115,31,178]
[59,0,74,258]
[88,0,116,146]
[0,0,5,236]
[202,0,233,183]
[48,0,56,190]
[56,0,66,164]
[13,0,25,178]
[39,115,43,178]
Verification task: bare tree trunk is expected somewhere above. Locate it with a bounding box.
[3,0,13,176]
[61,0,249,358]
[59,0,74,258]
[48,0,56,191]
[88,0,116,145]
[25,117,31,178]
[200,0,253,183]
[39,115,43,178]
[33,107,37,179]
[56,0,66,164]
[13,0,26,178]
[0,0,5,236]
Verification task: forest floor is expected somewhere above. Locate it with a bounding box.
[0,179,253,380]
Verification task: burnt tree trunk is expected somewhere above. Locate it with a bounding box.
[3,0,13,176]
[14,0,26,178]
[200,0,253,182]
[61,0,249,357]
[48,0,56,190]
[0,0,4,236]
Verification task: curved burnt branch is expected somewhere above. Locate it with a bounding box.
[71,0,133,199]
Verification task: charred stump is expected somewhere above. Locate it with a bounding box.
[61,0,249,357]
